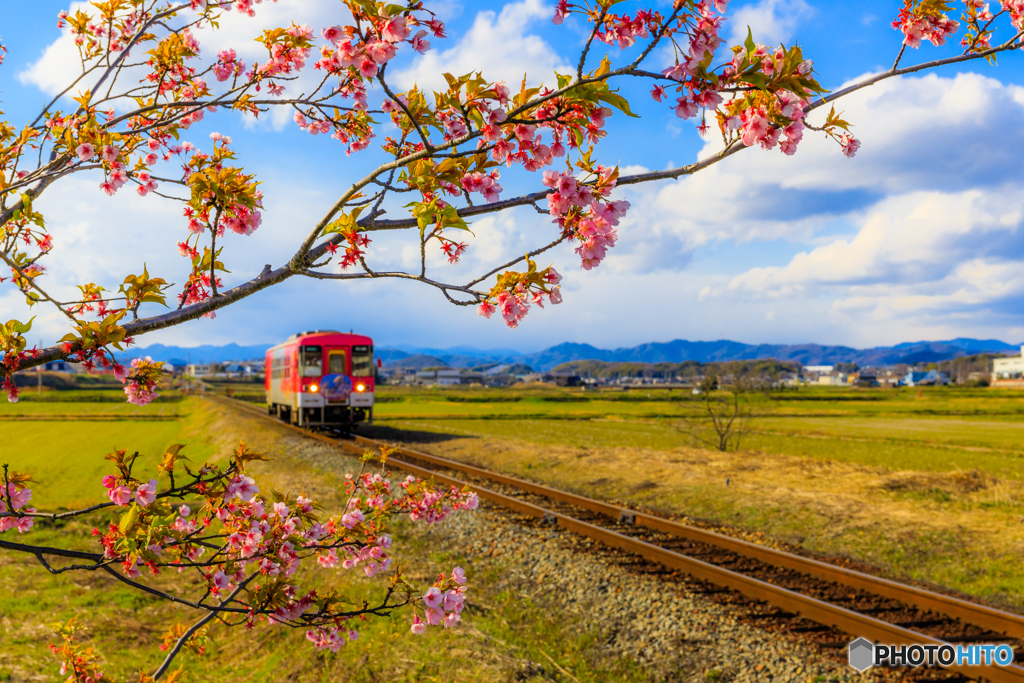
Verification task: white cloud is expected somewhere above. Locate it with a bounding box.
[608,72,1024,274]
[18,1,346,130]
[726,189,1024,295]
[393,0,572,92]
[727,0,814,46]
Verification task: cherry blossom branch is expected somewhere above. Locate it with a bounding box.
[0,538,106,563]
[465,235,569,288]
[151,600,230,681]
[576,7,608,80]
[812,32,1024,109]
[8,5,1024,371]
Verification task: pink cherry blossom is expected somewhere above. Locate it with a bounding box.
[452,566,466,584]
[75,143,95,161]
[358,58,378,79]
[381,15,410,43]
[341,509,365,529]
[423,586,443,609]
[135,479,158,506]
[212,570,231,593]
[225,475,258,501]
[740,111,770,147]
[108,485,132,506]
[675,97,698,119]
[840,134,861,158]
[411,30,430,53]
[322,25,344,43]
[411,615,426,635]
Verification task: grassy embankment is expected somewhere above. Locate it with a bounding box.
[0,390,646,683]
[353,384,1024,610]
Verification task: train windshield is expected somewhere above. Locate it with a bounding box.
[300,345,322,377]
[352,345,373,376]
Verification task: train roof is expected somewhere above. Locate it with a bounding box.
[267,330,373,353]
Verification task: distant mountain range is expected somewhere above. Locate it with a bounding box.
[122,338,1022,372]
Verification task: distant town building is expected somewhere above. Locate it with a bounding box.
[803,365,834,375]
[42,360,80,373]
[187,364,214,378]
[854,372,879,387]
[816,373,846,386]
[543,373,582,387]
[415,368,461,386]
[904,370,949,386]
[992,346,1024,386]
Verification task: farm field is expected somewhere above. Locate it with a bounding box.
[0,391,651,683]
[363,383,1024,610]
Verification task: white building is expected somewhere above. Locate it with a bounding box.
[804,365,834,375]
[415,368,461,386]
[993,347,1024,383]
[816,373,847,386]
[187,364,214,377]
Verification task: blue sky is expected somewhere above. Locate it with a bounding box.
[2,0,1024,353]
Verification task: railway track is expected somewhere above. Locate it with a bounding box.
[210,394,1024,682]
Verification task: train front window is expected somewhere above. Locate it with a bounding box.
[328,350,347,374]
[352,345,373,377]
[300,345,322,377]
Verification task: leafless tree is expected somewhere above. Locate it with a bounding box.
[682,374,754,452]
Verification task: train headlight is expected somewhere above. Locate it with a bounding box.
[309,384,319,393]
[356,383,365,392]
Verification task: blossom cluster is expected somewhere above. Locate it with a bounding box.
[411,567,468,633]
[1007,0,1024,30]
[477,258,564,329]
[299,8,444,153]
[0,481,35,534]
[0,319,32,403]
[399,476,480,523]
[117,356,162,406]
[37,442,478,669]
[543,168,630,271]
[893,2,961,49]
[327,226,371,270]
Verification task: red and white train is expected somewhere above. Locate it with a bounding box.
[265,330,376,429]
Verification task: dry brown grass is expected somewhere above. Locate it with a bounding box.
[395,427,1024,610]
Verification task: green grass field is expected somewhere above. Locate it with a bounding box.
[0,390,650,683]
[367,384,1024,476]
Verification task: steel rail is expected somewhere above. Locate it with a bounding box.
[368,452,1024,683]
[350,434,1024,642]
[209,395,1024,680]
